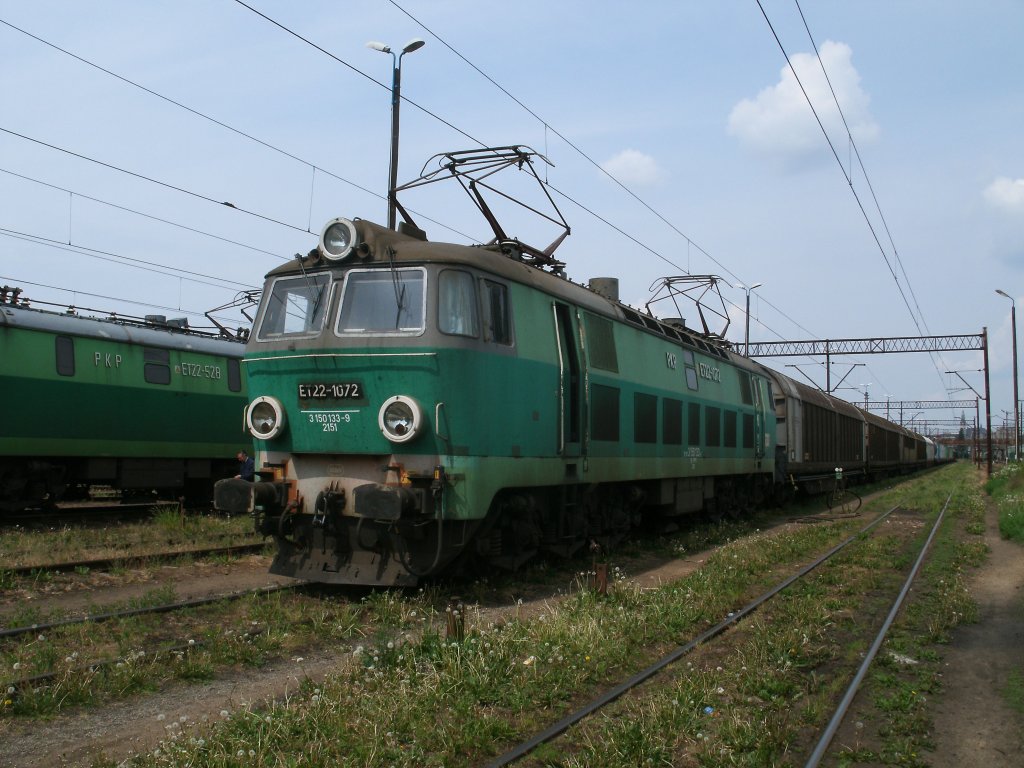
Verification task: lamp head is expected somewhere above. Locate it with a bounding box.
[402,38,426,54]
[366,41,391,53]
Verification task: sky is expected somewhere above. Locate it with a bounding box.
[2,0,1022,435]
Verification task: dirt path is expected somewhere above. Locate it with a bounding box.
[930,495,1024,766]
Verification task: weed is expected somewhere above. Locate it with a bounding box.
[1004,667,1024,714]
[985,462,1024,543]
[7,464,986,768]
[0,512,260,571]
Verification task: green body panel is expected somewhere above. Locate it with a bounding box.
[231,217,785,585]
[0,326,246,459]
[245,278,775,523]
[244,352,558,460]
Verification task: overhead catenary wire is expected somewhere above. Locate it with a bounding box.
[8,2,846,358]
[755,0,950,398]
[0,15,478,245]
[227,5,747,321]
[791,0,950,395]
[0,274,249,328]
[2,5,950,405]
[793,0,932,336]
[6,0,850,347]
[0,228,257,293]
[383,0,884,386]
[0,166,286,260]
[0,125,312,235]
[384,0,829,346]
[229,0,489,157]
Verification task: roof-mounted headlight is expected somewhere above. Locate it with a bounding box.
[247,396,286,440]
[319,217,359,261]
[378,395,423,444]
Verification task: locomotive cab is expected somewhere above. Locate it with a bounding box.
[215,217,522,584]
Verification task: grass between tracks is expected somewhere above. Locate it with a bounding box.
[60,462,976,768]
[0,586,367,718]
[0,505,262,574]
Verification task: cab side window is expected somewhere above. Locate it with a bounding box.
[682,350,699,390]
[144,348,171,385]
[481,279,512,345]
[55,336,75,376]
[438,269,480,337]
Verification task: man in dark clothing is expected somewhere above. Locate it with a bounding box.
[235,450,255,481]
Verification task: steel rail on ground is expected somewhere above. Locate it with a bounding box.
[0,583,298,641]
[5,542,268,577]
[803,492,952,767]
[484,504,904,768]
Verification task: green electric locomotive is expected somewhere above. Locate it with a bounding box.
[215,214,777,586]
[0,291,247,511]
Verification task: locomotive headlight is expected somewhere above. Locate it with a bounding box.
[378,395,423,443]
[319,217,358,261]
[247,396,286,440]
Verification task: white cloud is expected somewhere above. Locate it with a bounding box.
[600,149,666,186]
[984,177,1024,214]
[727,40,879,167]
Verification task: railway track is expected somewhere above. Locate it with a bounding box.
[2,626,271,702]
[4,542,268,577]
[486,495,951,767]
[0,582,297,641]
[0,469,968,768]
[1,499,202,528]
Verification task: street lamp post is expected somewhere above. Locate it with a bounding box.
[367,38,426,231]
[996,289,1019,461]
[735,282,763,357]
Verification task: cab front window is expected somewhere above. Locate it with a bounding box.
[337,267,426,335]
[256,274,331,340]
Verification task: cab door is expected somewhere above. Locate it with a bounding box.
[752,376,768,460]
[553,302,585,457]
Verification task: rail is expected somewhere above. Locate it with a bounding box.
[485,504,904,767]
[0,583,297,641]
[804,492,951,766]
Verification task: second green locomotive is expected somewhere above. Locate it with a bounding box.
[0,290,247,512]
